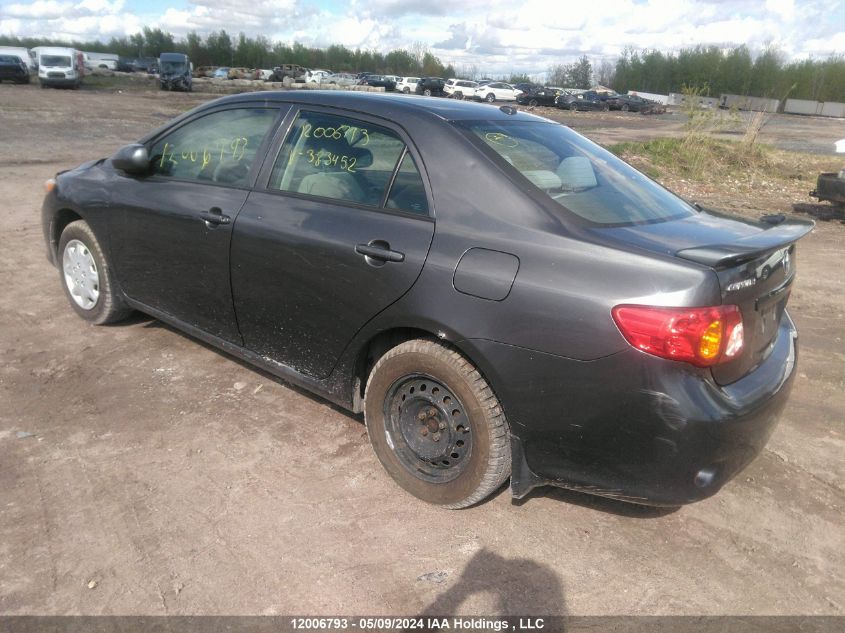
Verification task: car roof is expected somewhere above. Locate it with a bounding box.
[205,90,549,123]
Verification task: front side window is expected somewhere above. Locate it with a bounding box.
[269,111,407,207]
[149,108,277,186]
[459,120,696,226]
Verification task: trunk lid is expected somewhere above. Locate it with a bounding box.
[593,210,814,384]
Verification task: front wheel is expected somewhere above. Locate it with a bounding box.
[423,88,432,96]
[58,220,132,324]
[528,98,538,107]
[403,87,410,94]
[364,339,511,509]
[485,93,495,103]
[569,102,578,111]
[622,103,630,112]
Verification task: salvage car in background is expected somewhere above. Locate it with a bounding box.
[516,86,561,107]
[0,54,30,84]
[557,90,610,111]
[158,53,192,91]
[444,78,479,99]
[327,72,357,86]
[472,82,522,103]
[415,77,445,96]
[42,92,811,509]
[359,74,396,90]
[607,93,661,113]
[396,77,420,94]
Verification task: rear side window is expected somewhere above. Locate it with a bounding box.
[459,120,695,226]
[269,111,408,208]
[149,108,277,187]
[386,153,429,216]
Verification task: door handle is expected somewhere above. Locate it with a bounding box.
[199,208,231,225]
[355,241,405,263]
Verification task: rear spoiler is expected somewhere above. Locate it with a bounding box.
[676,217,815,269]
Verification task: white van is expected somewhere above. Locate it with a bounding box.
[0,46,36,73]
[34,47,84,88]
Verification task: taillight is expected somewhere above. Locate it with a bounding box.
[611,304,744,367]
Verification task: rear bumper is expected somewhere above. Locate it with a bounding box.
[459,313,798,506]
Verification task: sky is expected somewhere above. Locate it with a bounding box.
[1,0,844,75]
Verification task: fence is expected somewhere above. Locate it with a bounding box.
[784,99,845,119]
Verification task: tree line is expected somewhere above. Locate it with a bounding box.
[0,28,456,77]
[612,45,845,102]
[4,29,844,101]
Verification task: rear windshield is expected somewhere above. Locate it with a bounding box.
[458,120,695,226]
[0,55,23,63]
[41,55,71,67]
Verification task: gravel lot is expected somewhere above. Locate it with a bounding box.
[1,84,843,616]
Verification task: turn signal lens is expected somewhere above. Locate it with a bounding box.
[44,178,56,193]
[612,304,743,367]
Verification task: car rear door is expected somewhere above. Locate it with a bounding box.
[230,107,435,379]
[109,105,285,343]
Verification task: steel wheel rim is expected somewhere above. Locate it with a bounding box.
[384,374,473,483]
[62,239,100,310]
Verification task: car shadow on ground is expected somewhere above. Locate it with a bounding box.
[410,548,566,621]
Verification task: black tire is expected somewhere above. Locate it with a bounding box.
[423,88,432,96]
[57,220,132,325]
[528,98,538,107]
[602,103,609,111]
[364,339,511,509]
[403,87,410,94]
[569,102,577,111]
[454,91,463,100]
[485,93,495,103]
[622,103,630,112]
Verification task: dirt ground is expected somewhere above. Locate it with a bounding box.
[0,84,843,617]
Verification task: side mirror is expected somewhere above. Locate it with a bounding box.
[111,143,150,174]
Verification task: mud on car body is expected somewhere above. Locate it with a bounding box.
[42,91,812,509]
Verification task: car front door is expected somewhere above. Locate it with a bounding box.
[230,108,435,379]
[109,106,285,343]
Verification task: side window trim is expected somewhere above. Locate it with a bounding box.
[144,105,286,190]
[255,105,435,219]
[379,147,408,209]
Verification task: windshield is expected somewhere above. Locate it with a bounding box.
[41,55,71,67]
[459,120,696,226]
[160,61,187,74]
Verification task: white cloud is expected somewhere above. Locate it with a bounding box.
[0,0,843,74]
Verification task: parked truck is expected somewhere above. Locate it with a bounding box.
[158,52,192,91]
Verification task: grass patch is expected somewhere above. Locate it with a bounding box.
[608,137,771,180]
[608,136,843,215]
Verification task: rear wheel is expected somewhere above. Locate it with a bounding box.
[58,220,132,324]
[622,103,630,112]
[364,339,511,509]
[602,103,609,111]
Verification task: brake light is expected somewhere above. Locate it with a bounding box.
[611,304,744,367]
